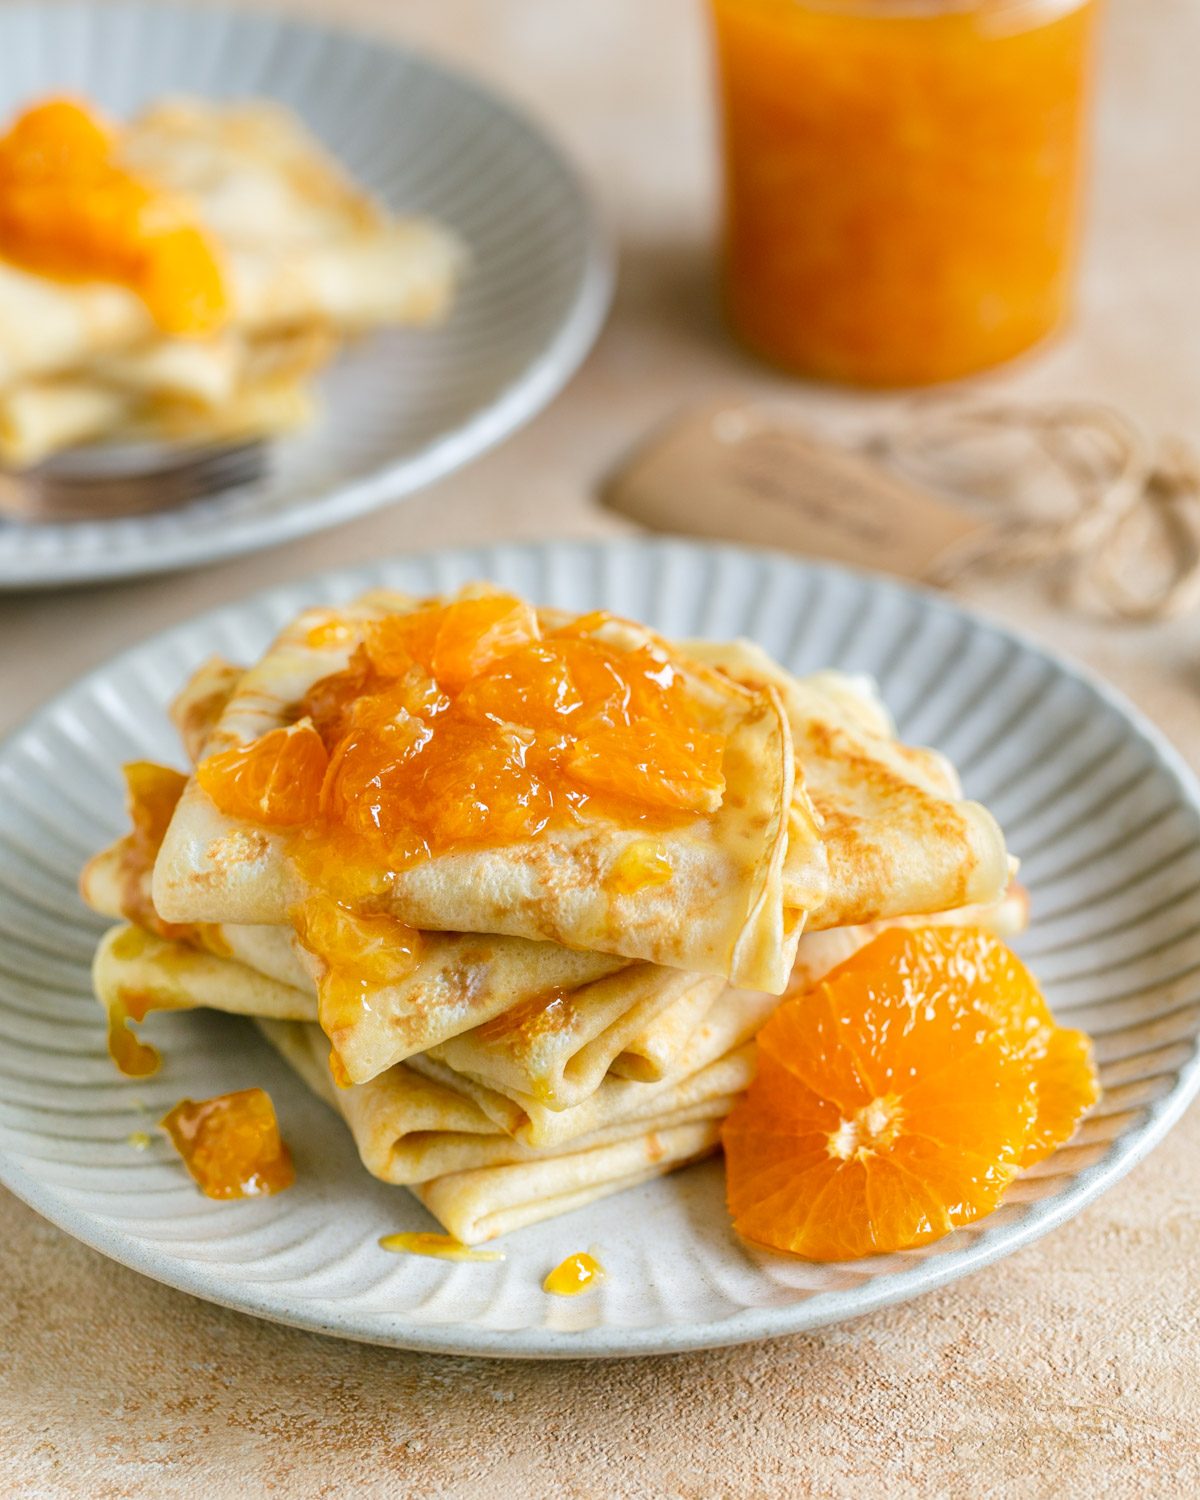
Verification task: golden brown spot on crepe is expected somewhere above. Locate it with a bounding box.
[803,719,974,922]
[378,1232,504,1263]
[543,1251,606,1296]
[170,658,243,763]
[207,829,271,869]
[160,1089,294,1199]
[179,686,235,754]
[645,1133,666,1163]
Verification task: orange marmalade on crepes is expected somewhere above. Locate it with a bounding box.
[198,593,731,891]
[195,593,735,1044]
[0,97,227,333]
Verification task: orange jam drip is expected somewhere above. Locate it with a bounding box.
[0,97,228,334]
[105,761,191,937]
[102,926,195,1076]
[198,594,727,905]
[290,895,422,1045]
[160,1088,294,1200]
[378,1232,505,1262]
[710,0,1098,385]
[543,1250,606,1297]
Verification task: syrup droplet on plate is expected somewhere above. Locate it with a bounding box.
[379,1232,505,1262]
[543,1250,606,1296]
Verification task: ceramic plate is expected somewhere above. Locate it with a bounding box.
[2,539,1199,1358]
[0,3,611,589]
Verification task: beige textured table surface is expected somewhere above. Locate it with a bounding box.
[2,1,1199,1495]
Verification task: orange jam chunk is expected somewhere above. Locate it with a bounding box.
[723,927,1098,1262]
[365,594,540,691]
[101,926,195,1077]
[0,97,228,333]
[160,1088,294,1200]
[379,1232,505,1263]
[566,719,726,815]
[606,839,674,896]
[244,595,733,882]
[198,722,329,828]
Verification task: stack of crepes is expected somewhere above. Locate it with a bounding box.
[80,587,1020,1245]
[0,97,462,466]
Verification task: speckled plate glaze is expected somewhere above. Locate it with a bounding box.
[2,539,1199,1358]
[0,2,611,588]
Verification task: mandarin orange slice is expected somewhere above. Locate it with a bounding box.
[723,927,1098,1261]
[1021,1024,1100,1167]
[364,595,540,690]
[198,721,328,827]
[566,718,727,815]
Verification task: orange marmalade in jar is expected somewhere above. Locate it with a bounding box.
[709,0,1099,385]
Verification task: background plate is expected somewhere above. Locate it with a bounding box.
[0,2,611,588]
[2,539,1199,1358]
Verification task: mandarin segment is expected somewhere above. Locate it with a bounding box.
[198,722,328,827]
[724,927,1098,1262]
[0,97,228,333]
[565,719,727,815]
[1021,1024,1100,1166]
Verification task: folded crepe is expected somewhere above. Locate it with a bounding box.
[153,593,823,994]
[411,1122,724,1245]
[426,966,725,1107]
[0,100,463,392]
[405,987,776,1147]
[258,1012,751,1184]
[89,912,724,1113]
[265,1007,727,1245]
[686,640,1009,930]
[81,761,726,1088]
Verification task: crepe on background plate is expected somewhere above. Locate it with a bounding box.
[0,98,463,465]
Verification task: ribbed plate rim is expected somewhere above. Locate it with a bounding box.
[0,0,614,590]
[2,536,1199,1359]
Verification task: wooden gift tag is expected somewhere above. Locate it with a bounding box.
[602,400,988,583]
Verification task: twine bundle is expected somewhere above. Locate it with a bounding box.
[870,402,1200,622]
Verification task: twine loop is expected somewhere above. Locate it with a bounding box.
[869,402,1200,622]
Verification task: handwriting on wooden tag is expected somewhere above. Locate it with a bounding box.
[602,401,988,582]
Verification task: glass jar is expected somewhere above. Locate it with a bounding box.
[709,0,1100,386]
